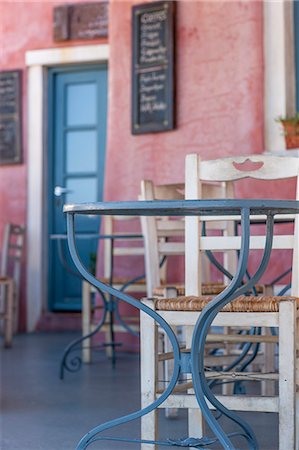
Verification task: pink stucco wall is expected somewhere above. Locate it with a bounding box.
[104,1,292,295]
[105,0,264,203]
[0,0,108,243]
[104,0,293,299]
[1,0,293,332]
[100,0,265,348]
[0,0,108,330]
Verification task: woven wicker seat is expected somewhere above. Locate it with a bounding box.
[153,283,265,297]
[0,276,11,282]
[154,284,221,296]
[155,295,299,313]
[99,276,146,285]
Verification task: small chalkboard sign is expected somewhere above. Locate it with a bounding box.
[132,1,175,134]
[0,71,22,165]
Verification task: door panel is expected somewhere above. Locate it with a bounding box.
[66,131,97,173]
[48,65,108,311]
[66,83,97,126]
[66,178,98,204]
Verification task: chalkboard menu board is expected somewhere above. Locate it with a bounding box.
[0,71,22,165]
[132,1,175,134]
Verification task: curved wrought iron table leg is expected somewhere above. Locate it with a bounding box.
[60,256,145,376]
[189,211,275,449]
[112,257,167,340]
[59,288,108,380]
[71,207,260,450]
[62,200,296,450]
[66,214,182,449]
[203,221,266,395]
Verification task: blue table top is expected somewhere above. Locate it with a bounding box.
[64,198,299,216]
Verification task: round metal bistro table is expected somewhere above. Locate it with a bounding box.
[63,199,299,450]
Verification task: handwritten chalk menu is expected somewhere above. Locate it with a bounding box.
[0,71,22,164]
[132,1,175,134]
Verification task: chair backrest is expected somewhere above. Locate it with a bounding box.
[185,154,299,297]
[140,180,229,296]
[1,223,25,298]
[101,215,145,281]
[140,181,185,296]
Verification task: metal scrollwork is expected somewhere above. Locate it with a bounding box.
[62,200,299,450]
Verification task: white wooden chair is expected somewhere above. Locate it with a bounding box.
[140,181,184,299]
[140,179,242,424]
[140,180,232,298]
[82,215,146,363]
[0,223,25,347]
[140,154,299,450]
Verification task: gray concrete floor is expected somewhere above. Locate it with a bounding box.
[1,332,277,450]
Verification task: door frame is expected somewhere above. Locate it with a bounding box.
[26,44,109,331]
[263,1,296,153]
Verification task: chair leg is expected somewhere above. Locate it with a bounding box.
[82,281,92,364]
[222,326,234,395]
[279,300,296,450]
[261,328,276,396]
[141,299,158,450]
[262,286,276,395]
[186,326,204,439]
[104,310,114,359]
[164,329,179,418]
[13,287,19,334]
[4,281,14,348]
[163,287,179,418]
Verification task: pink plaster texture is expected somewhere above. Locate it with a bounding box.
[0,0,108,330]
[1,0,293,332]
[104,1,290,295]
[105,0,264,204]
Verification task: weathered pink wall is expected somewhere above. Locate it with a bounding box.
[0,0,108,330]
[0,0,108,241]
[104,0,294,297]
[0,0,293,333]
[100,0,266,349]
[105,1,292,295]
[105,0,264,203]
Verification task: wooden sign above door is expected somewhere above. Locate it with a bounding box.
[53,2,108,41]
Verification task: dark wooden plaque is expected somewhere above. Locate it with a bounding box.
[132,1,175,134]
[54,2,108,41]
[53,5,69,41]
[0,71,22,165]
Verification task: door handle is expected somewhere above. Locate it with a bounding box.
[54,186,73,197]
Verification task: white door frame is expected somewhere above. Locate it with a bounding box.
[26,44,109,331]
[263,0,296,152]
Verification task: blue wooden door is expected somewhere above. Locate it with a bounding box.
[48,65,108,311]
